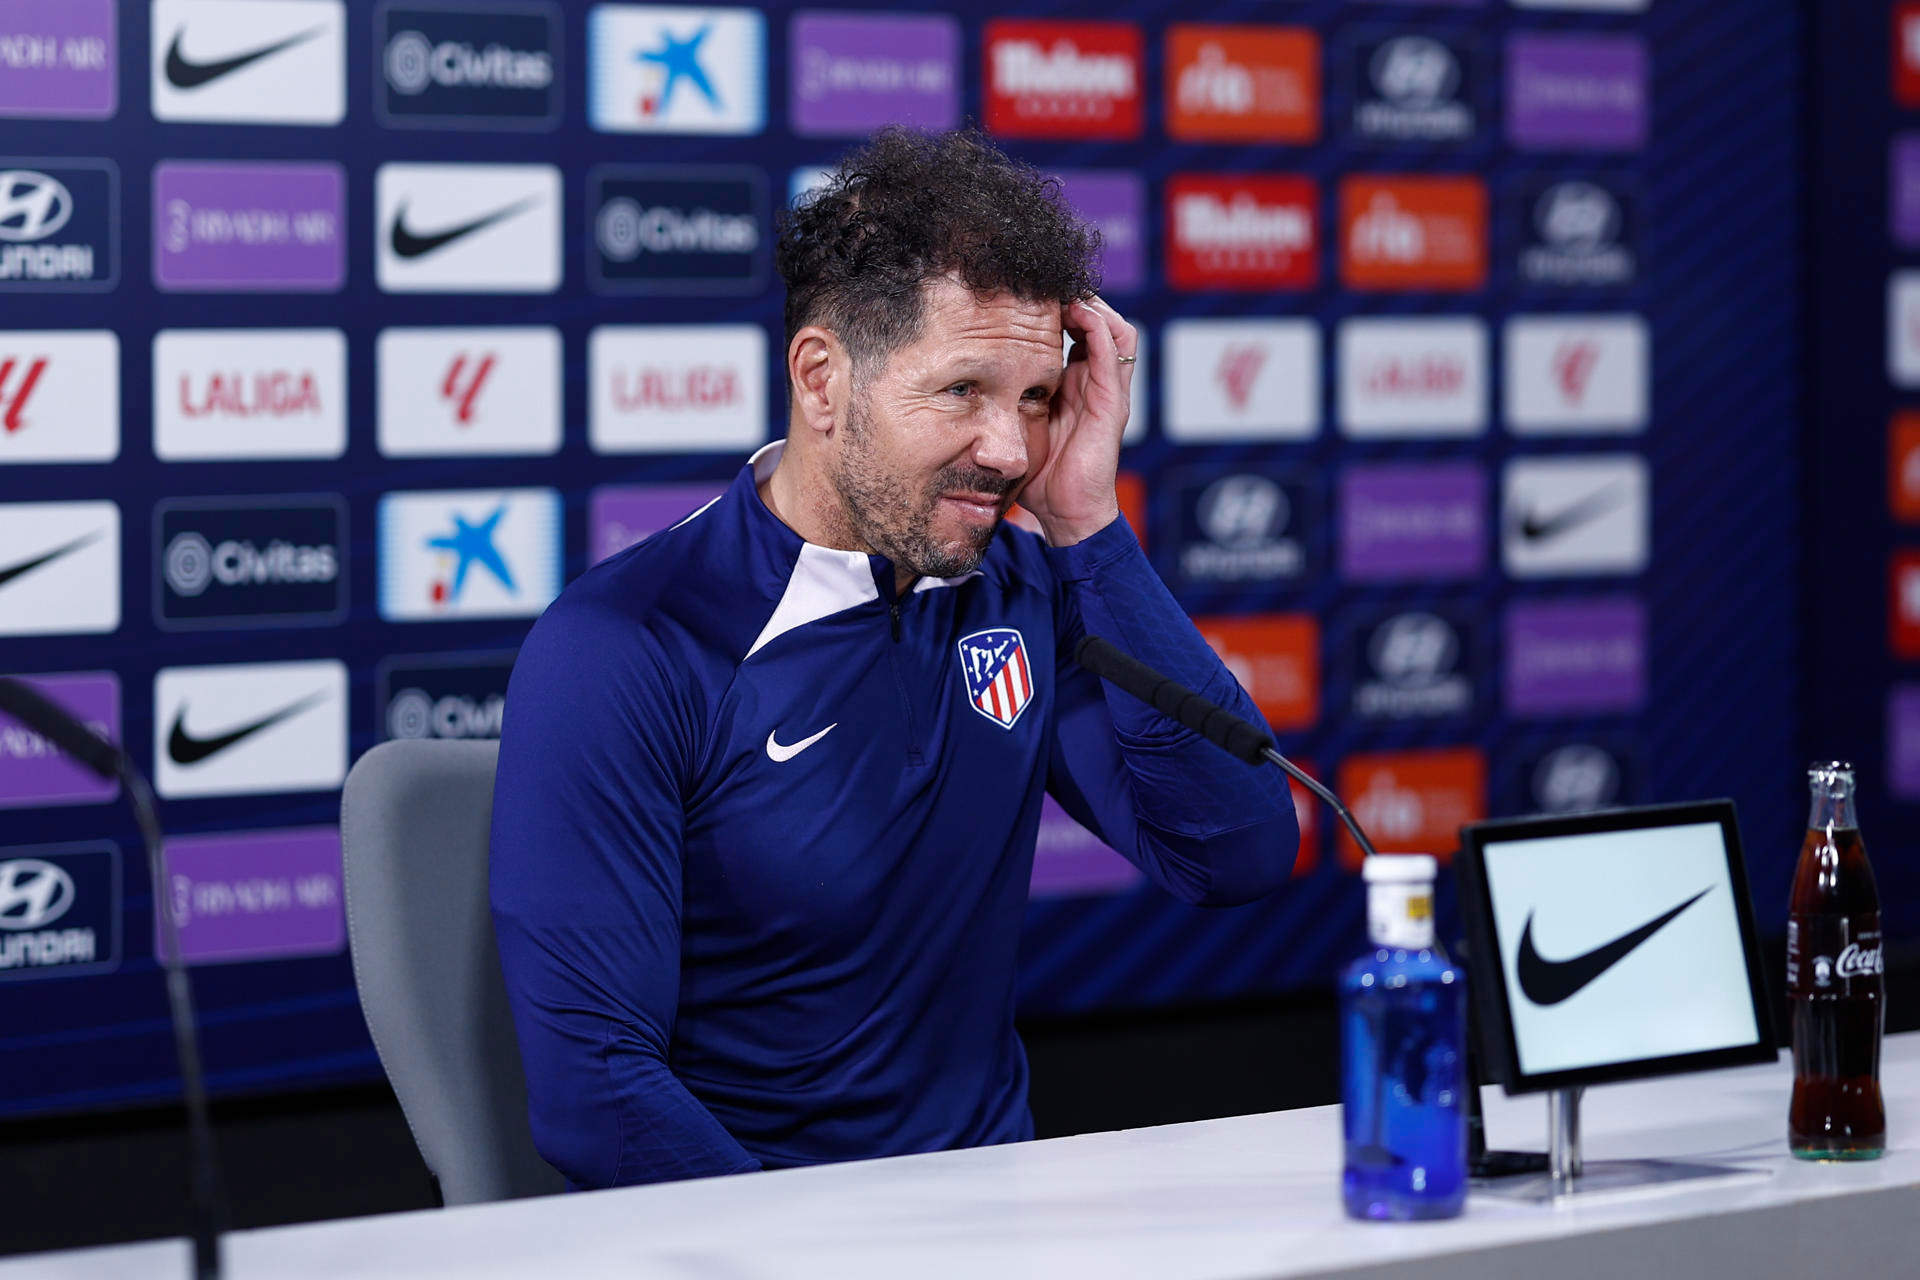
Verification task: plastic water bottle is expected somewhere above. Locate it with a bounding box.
[1341,853,1468,1220]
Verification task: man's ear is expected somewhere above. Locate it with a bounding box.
[788,326,847,438]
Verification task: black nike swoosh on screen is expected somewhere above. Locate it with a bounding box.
[164,25,326,90]
[388,196,540,260]
[0,531,102,592]
[1516,886,1714,1007]
[1515,483,1627,542]
[167,690,330,767]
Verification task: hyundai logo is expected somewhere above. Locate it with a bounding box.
[1198,475,1287,547]
[1371,37,1458,109]
[0,859,76,930]
[1369,613,1457,686]
[1535,182,1618,253]
[0,171,74,243]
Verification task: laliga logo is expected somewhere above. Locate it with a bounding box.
[0,860,76,931]
[0,171,74,242]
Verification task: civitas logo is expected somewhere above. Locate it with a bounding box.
[596,197,757,261]
[163,531,337,598]
[385,687,504,740]
[0,859,74,930]
[1523,180,1633,287]
[385,29,552,96]
[1356,612,1471,719]
[1357,35,1472,142]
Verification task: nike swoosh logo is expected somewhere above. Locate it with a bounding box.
[1517,886,1713,1007]
[164,25,326,90]
[766,723,836,763]
[0,531,102,592]
[167,690,330,767]
[389,197,539,260]
[1515,483,1626,543]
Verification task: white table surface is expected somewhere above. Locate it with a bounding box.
[8,1034,1919,1280]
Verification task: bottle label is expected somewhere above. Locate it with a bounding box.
[1787,914,1883,996]
[1368,882,1435,950]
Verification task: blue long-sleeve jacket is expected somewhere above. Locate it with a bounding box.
[488,444,1298,1189]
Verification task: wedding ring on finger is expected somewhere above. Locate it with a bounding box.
[1115,354,1137,364]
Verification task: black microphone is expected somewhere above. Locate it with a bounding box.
[1073,636,1378,861]
[0,678,226,1280]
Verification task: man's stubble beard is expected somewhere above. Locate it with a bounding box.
[830,396,1012,581]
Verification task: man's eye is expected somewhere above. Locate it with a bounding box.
[945,383,973,397]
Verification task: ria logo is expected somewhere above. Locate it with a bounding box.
[0,860,74,930]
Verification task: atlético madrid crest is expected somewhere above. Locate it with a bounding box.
[957,627,1034,730]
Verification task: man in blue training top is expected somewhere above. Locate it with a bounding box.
[489,127,1299,1190]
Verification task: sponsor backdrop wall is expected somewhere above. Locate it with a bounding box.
[0,0,1799,1117]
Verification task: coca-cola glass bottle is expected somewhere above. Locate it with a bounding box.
[1787,762,1886,1160]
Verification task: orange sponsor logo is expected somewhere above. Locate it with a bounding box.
[1338,175,1487,292]
[1285,755,1321,877]
[1893,413,1920,523]
[1335,747,1485,871]
[1115,470,1147,550]
[1193,613,1318,733]
[1166,25,1319,144]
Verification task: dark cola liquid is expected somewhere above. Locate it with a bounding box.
[1786,824,1886,1159]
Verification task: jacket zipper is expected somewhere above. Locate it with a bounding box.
[884,598,923,765]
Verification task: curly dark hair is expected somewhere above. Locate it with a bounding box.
[775,127,1102,379]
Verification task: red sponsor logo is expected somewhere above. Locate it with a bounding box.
[1898,6,1920,106]
[1892,413,1920,523]
[1167,174,1317,290]
[0,355,48,433]
[1892,551,1920,658]
[985,20,1143,140]
[176,368,324,419]
[1336,747,1485,871]
[439,353,496,425]
[1338,176,1487,291]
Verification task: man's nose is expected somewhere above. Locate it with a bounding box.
[972,401,1029,477]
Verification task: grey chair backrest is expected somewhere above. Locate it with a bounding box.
[341,738,565,1206]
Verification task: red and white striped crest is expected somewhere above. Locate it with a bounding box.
[957,627,1034,730]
